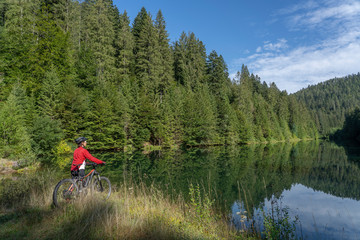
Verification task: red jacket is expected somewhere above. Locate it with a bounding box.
[71,146,105,171]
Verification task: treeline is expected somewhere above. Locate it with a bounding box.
[331,108,360,143]
[295,73,360,135]
[0,0,317,163]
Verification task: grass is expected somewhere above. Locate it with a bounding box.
[0,171,254,240]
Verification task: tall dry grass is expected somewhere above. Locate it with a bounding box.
[0,171,251,240]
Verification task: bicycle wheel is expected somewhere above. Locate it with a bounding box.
[92,176,111,200]
[53,179,79,207]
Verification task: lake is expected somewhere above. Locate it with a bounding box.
[96,141,360,239]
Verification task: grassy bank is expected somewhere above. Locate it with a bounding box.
[0,171,255,240]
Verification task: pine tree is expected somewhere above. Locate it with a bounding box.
[28,1,73,94]
[52,0,83,59]
[158,92,177,147]
[167,85,186,145]
[38,67,62,120]
[206,50,235,143]
[114,10,134,85]
[182,85,218,145]
[277,91,292,139]
[206,50,230,97]
[0,83,33,160]
[31,114,63,163]
[60,79,90,138]
[83,0,116,82]
[0,0,40,94]
[87,97,120,150]
[232,68,255,141]
[52,0,76,33]
[173,32,206,89]
[130,89,160,147]
[154,10,174,95]
[132,7,162,94]
[0,0,7,27]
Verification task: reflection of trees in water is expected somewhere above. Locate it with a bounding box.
[300,142,360,200]
[98,141,360,211]
[231,141,360,209]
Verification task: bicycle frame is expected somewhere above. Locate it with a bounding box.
[81,169,96,187]
[76,164,102,190]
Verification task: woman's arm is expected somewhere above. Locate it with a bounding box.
[84,149,105,165]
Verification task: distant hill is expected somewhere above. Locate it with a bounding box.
[295,73,360,135]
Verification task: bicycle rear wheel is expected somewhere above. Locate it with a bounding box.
[92,176,111,200]
[53,179,79,207]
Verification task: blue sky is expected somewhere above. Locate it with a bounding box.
[113,0,360,93]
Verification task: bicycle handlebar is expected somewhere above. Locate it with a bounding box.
[73,162,105,167]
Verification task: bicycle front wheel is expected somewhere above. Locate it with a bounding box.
[53,179,79,207]
[92,176,111,200]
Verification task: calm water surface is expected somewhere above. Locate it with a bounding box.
[97,141,360,239]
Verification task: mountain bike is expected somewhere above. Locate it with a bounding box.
[53,162,111,207]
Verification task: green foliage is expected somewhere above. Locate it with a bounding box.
[114,10,134,84]
[86,87,126,150]
[188,183,216,225]
[83,0,116,82]
[54,140,73,168]
[182,85,219,145]
[0,0,318,164]
[332,108,360,142]
[0,84,33,161]
[38,67,62,119]
[295,73,360,135]
[59,80,90,138]
[0,0,40,95]
[132,7,162,94]
[262,197,299,240]
[173,32,207,89]
[31,115,63,163]
[206,50,230,97]
[155,10,174,94]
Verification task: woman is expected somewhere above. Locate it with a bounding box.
[71,137,105,178]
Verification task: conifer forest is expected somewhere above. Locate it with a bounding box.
[295,73,360,136]
[0,0,319,163]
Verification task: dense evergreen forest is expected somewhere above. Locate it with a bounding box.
[331,108,360,143]
[0,0,317,164]
[295,73,360,135]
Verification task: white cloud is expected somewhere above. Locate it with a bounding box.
[231,0,360,93]
[254,42,360,93]
[276,0,319,15]
[263,39,288,52]
[289,0,360,28]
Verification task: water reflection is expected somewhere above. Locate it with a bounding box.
[232,183,360,240]
[97,141,360,239]
[281,184,360,240]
